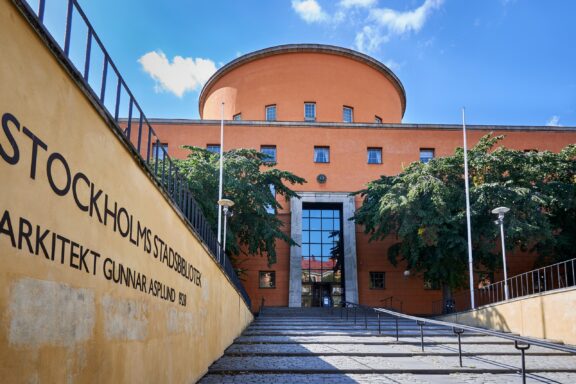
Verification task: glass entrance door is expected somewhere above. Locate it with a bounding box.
[301,203,344,307]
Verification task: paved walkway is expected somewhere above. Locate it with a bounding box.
[200,307,576,383]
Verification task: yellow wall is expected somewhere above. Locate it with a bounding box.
[0,2,252,383]
[439,288,576,346]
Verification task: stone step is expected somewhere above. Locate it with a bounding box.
[207,355,576,373]
[199,372,576,384]
[235,335,519,344]
[225,343,569,355]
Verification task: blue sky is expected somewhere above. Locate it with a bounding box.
[37,0,575,126]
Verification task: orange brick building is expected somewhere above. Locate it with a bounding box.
[150,44,576,313]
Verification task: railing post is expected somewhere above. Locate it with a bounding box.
[63,0,74,56]
[364,307,367,329]
[453,327,464,367]
[417,320,425,352]
[395,317,399,341]
[514,340,531,384]
[354,306,357,325]
[377,313,381,335]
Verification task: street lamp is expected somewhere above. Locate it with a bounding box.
[492,206,510,300]
[218,199,235,259]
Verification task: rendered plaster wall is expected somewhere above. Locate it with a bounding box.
[439,288,576,346]
[0,2,252,382]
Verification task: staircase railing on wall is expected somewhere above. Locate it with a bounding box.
[14,0,250,307]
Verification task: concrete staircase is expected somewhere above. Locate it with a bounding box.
[199,307,576,383]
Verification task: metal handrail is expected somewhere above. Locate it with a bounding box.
[14,0,250,307]
[432,258,576,314]
[342,301,575,383]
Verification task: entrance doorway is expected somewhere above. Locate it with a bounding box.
[301,203,344,307]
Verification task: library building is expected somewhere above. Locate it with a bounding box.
[150,44,576,313]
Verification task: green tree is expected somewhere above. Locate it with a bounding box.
[353,134,576,298]
[175,147,306,265]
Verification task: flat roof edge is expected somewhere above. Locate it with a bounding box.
[139,118,576,132]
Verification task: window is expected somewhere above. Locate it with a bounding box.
[233,113,242,121]
[424,280,440,290]
[265,105,277,121]
[367,147,382,164]
[261,145,277,162]
[301,204,343,307]
[304,102,316,121]
[152,142,168,160]
[420,148,435,164]
[343,106,354,123]
[369,272,386,289]
[259,271,276,288]
[206,144,220,154]
[314,146,330,163]
[374,116,382,124]
[265,184,276,214]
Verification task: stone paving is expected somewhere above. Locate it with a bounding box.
[199,308,576,383]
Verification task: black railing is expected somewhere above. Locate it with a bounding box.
[342,301,576,383]
[14,0,250,307]
[432,258,576,315]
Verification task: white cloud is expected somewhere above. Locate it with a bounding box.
[370,0,444,35]
[291,0,329,23]
[546,115,561,126]
[138,51,217,98]
[339,0,377,8]
[355,25,389,53]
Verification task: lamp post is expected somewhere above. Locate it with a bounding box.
[217,102,225,247]
[492,206,510,300]
[218,199,234,260]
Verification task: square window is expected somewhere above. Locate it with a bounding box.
[314,146,330,163]
[369,271,386,289]
[259,271,276,288]
[261,145,277,162]
[233,113,242,121]
[420,148,435,164]
[367,147,382,164]
[305,102,316,121]
[265,105,277,121]
[206,144,220,154]
[152,142,168,160]
[374,116,382,124]
[343,106,354,123]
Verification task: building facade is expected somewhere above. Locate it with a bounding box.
[151,44,576,313]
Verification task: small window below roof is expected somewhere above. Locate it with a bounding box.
[314,146,330,163]
[261,145,277,162]
[152,142,168,160]
[233,113,242,121]
[420,148,435,164]
[207,144,220,154]
[374,115,382,124]
[266,105,277,121]
[304,102,316,121]
[343,106,354,123]
[367,147,382,164]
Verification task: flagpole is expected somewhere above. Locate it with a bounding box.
[217,102,224,249]
[462,107,475,309]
